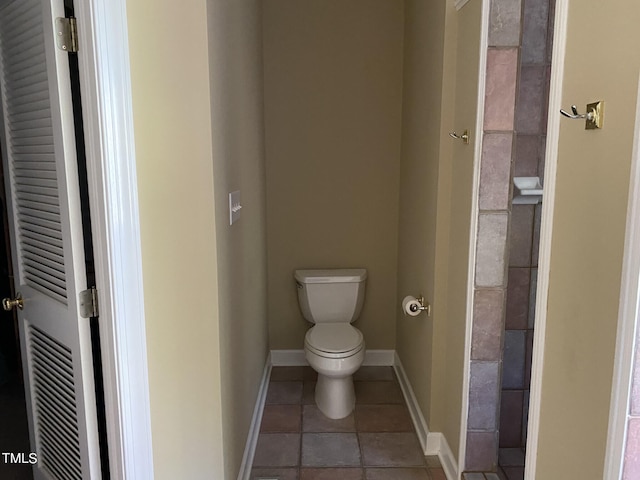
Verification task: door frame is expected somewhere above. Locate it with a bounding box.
[72,1,154,479]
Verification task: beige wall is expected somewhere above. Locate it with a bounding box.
[395,0,448,431]
[207,0,269,477]
[441,0,483,461]
[127,0,225,478]
[535,0,640,476]
[128,0,268,478]
[396,0,482,464]
[263,0,404,350]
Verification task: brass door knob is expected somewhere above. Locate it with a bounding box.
[3,293,24,311]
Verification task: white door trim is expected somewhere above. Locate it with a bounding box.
[524,0,569,477]
[457,0,491,474]
[602,72,640,480]
[73,1,154,479]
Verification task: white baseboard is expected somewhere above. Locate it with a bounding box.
[426,432,458,480]
[236,353,272,480]
[393,352,430,452]
[270,349,395,366]
[270,349,308,366]
[394,352,457,480]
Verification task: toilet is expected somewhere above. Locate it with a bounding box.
[295,268,367,419]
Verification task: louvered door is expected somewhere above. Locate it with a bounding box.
[0,0,101,479]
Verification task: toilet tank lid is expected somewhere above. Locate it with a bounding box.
[295,268,367,284]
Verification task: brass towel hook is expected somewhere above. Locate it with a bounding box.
[449,130,470,144]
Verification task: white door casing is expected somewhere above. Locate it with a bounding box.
[0,0,101,478]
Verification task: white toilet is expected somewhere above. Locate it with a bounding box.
[295,268,367,419]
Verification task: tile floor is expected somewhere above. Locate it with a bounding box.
[496,448,525,480]
[250,366,447,480]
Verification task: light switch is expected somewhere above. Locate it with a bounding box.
[229,190,242,225]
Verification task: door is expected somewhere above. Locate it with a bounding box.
[0,0,100,479]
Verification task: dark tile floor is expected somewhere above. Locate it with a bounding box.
[0,378,34,480]
[251,366,447,480]
[460,448,525,480]
[497,448,525,480]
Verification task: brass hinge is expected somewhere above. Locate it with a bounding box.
[55,17,78,53]
[79,287,98,318]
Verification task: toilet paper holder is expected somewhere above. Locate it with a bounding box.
[403,295,431,316]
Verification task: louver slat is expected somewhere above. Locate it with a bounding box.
[0,0,67,303]
[28,326,82,480]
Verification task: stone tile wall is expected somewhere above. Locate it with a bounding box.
[464,0,555,472]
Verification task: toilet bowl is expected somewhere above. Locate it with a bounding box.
[304,323,365,419]
[295,268,367,419]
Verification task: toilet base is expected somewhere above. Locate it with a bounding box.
[315,373,355,420]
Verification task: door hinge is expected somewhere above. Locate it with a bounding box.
[55,17,78,53]
[79,287,98,318]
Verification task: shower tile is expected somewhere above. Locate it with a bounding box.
[521,0,549,65]
[502,331,526,389]
[479,133,513,211]
[528,268,538,328]
[514,135,541,177]
[509,206,534,268]
[484,49,518,131]
[425,456,441,468]
[253,433,301,467]
[499,390,523,448]
[302,433,361,467]
[515,66,547,135]
[261,405,302,433]
[521,390,530,447]
[537,136,547,181]
[472,289,505,361]
[475,213,509,287]
[468,361,500,430]
[524,330,534,387]
[547,0,556,64]
[465,431,498,472]
[498,448,525,466]
[505,268,530,330]
[488,0,522,47]
[501,466,524,480]
[303,405,355,432]
[623,418,640,479]
[531,204,542,268]
[360,433,425,467]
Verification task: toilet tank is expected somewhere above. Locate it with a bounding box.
[295,269,367,324]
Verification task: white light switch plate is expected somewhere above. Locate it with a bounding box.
[229,190,242,225]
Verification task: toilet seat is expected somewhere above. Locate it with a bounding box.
[305,324,364,359]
